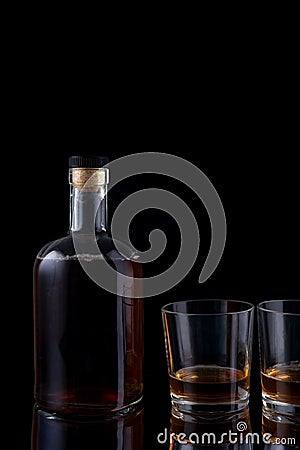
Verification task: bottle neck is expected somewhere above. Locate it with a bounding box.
[69,168,108,233]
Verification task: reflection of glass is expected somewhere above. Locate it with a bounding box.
[258,300,300,417]
[262,409,300,447]
[161,300,254,418]
[168,407,252,449]
[31,404,144,450]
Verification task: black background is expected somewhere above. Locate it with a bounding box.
[13,120,299,448]
[7,83,300,450]
[4,12,298,447]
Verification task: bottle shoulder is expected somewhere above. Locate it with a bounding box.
[36,235,75,259]
[36,232,140,264]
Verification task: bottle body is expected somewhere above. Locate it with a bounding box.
[34,233,144,416]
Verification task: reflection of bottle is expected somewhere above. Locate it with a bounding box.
[34,156,144,416]
[169,407,252,450]
[31,404,144,450]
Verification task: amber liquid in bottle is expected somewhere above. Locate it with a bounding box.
[34,157,144,416]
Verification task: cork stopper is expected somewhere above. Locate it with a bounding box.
[71,168,109,190]
[69,155,109,191]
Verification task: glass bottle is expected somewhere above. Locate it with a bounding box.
[34,155,144,417]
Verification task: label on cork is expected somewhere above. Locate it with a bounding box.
[72,168,108,190]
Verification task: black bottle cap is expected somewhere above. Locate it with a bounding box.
[69,155,109,168]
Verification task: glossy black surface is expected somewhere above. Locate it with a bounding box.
[31,398,300,449]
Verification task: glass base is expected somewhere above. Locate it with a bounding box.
[262,407,300,446]
[263,393,300,418]
[34,396,144,422]
[171,393,249,421]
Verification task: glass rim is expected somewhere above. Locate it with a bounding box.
[257,299,300,316]
[161,299,254,316]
